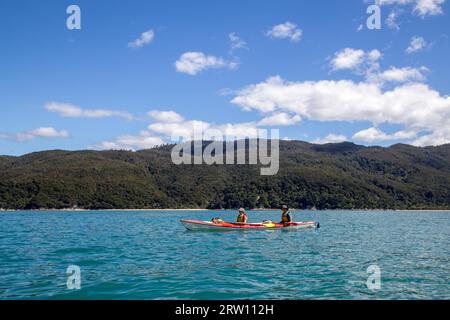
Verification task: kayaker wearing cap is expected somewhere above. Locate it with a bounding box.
[237,208,248,223]
[280,205,292,224]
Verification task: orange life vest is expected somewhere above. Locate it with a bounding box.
[237,213,248,223]
[282,211,292,223]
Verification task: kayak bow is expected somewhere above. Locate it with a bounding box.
[180,220,319,231]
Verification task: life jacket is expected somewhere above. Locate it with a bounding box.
[237,213,248,223]
[282,211,292,223]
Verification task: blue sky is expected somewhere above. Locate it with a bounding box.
[1,0,449,155]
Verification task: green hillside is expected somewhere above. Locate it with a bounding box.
[1,141,450,210]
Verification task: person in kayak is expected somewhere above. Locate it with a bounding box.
[211,217,224,224]
[280,205,292,224]
[236,208,248,223]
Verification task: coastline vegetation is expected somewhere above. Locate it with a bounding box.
[1,141,450,211]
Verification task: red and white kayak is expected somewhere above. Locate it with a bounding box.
[181,220,320,231]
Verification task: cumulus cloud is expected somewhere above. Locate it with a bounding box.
[313,134,348,145]
[128,29,155,48]
[257,113,301,126]
[148,120,210,139]
[175,51,237,75]
[0,127,69,142]
[231,75,450,146]
[46,102,134,120]
[378,66,428,83]
[406,36,428,54]
[413,0,446,16]
[229,33,248,52]
[330,48,428,86]
[215,123,260,139]
[331,48,366,70]
[148,119,260,140]
[96,108,290,150]
[412,128,450,146]
[352,127,418,143]
[266,22,302,42]
[96,131,164,151]
[148,110,184,123]
[96,120,262,151]
[376,0,446,17]
[330,48,382,76]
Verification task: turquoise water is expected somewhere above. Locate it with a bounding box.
[0,210,449,300]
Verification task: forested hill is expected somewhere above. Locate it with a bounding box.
[1,141,450,210]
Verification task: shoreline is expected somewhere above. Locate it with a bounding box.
[67,208,209,211]
[1,208,450,212]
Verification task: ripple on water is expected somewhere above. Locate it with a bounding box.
[1,210,449,299]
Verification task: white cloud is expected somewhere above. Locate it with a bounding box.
[376,0,446,17]
[96,131,164,151]
[406,36,427,54]
[266,22,303,42]
[96,117,264,150]
[411,128,450,146]
[30,127,68,138]
[386,10,401,30]
[128,29,155,48]
[313,134,348,144]
[97,104,296,150]
[352,127,418,143]
[229,33,248,52]
[231,75,450,146]
[378,66,428,83]
[147,119,260,140]
[215,123,260,139]
[330,48,381,74]
[414,0,445,16]
[258,113,301,126]
[148,110,184,123]
[367,49,383,61]
[330,48,427,85]
[148,120,211,139]
[175,52,237,75]
[330,48,366,71]
[0,127,70,142]
[45,102,134,120]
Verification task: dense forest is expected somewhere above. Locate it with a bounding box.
[1,141,450,210]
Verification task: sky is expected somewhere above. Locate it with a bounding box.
[0,0,449,155]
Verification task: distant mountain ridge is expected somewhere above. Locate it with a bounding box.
[1,141,450,210]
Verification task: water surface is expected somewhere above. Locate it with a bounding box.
[0,210,449,299]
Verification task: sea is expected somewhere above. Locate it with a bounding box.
[0,210,449,299]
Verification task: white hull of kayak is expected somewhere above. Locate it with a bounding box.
[181,220,319,232]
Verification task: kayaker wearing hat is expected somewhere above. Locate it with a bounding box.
[236,208,248,223]
[280,205,292,224]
